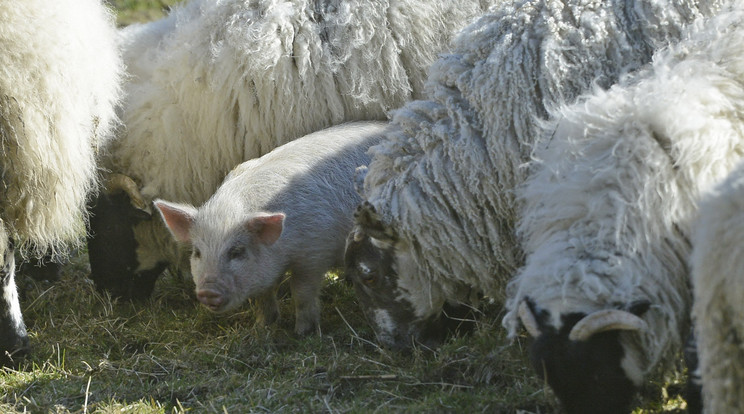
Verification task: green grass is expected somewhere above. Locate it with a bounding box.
[0,3,696,412]
[106,0,183,26]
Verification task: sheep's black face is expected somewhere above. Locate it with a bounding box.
[520,298,650,414]
[344,202,475,349]
[529,315,636,414]
[344,228,424,349]
[0,244,29,368]
[87,192,166,300]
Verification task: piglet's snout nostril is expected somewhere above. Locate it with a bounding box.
[197,289,223,310]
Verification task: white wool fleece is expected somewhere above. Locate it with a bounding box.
[0,0,123,258]
[692,161,744,413]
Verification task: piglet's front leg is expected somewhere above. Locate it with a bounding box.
[255,288,279,327]
[290,270,323,336]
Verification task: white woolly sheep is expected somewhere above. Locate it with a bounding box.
[691,161,744,413]
[345,0,722,350]
[0,0,122,366]
[509,5,744,413]
[87,0,492,299]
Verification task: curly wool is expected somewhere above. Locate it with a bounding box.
[692,163,744,412]
[106,0,490,271]
[506,5,744,381]
[361,0,723,318]
[0,0,122,259]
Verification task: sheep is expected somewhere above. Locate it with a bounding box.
[344,0,723,350]
[87,0,493,300]
[508,5,744,413]
[0,0,122,366]
[689,160,744,413]
[155,121,389,335]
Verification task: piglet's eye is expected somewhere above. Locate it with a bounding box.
[193,248,201,259]
[227,245,246,260]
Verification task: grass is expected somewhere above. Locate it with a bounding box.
[106,0,182,26]
[2,251,694,413]
[0,2,696,413]
[5,254,558,413]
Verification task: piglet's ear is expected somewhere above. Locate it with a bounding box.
[154,200,198,243]
[246,213,285,245]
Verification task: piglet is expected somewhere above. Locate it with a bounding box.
[154,121,390,335]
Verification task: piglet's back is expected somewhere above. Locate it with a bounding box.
[201,121,391,239]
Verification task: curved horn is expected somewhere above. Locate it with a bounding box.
[518,300,541,338]
[568,309,648,342]
[106,173,148,211]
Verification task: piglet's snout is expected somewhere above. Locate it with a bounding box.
[197,289,224,311]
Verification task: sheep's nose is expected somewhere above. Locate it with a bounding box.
[197,289,224,311]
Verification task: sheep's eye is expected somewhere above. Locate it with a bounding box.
[359,263,376,285]
[192,248,201,259]
[227,245,246,260]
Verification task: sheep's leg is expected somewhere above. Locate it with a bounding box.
[255,288,279,327]
[0,237,29,368]
[683,331,702,414]
[290,270,322,336]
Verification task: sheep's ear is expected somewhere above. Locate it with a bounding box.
[154,200,197,243]
[246,213,285,245]
[353,201,396,243]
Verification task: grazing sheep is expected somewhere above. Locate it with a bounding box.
[155,121,389,335]
[88,0,492,299]
[345,0,722,350]
[691,160,744,413]
[0,0,122,366]
[509,6,744,413]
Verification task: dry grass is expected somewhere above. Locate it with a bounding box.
[1,251,692,413]
[0,2,695,412]
[4,253,559,413]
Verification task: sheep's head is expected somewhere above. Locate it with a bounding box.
[518,297,651,414]
[87,174,167,300]
[344,201,473,349]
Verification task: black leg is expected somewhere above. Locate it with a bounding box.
[0,243,29,368]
